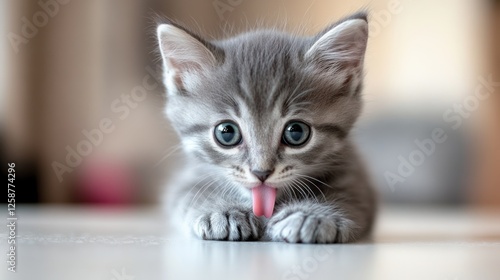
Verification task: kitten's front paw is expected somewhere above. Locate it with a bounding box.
[266,204,356,243]
[193,209,262,241]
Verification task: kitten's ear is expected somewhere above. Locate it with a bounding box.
[305,17,368,74]
[157,23,220,94]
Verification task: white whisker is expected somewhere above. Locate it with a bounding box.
[296,174,333,189]
[189,177,218,207]
[297,175,327,202]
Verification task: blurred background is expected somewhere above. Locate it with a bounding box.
[1,0,499,208]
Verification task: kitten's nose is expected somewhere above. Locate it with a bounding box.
[252,169,274,182]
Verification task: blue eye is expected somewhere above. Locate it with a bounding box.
[214,122,242,147]
[282,121,310,146]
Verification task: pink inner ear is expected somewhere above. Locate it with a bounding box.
[306,19,368,73]
[158,24,217,75]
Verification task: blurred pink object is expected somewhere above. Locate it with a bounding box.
[78,159,135,205]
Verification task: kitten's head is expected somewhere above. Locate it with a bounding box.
[157,13,368,192]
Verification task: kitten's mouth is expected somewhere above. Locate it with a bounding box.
[251,184,276,218]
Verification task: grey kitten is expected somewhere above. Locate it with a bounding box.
[157,12,376,243]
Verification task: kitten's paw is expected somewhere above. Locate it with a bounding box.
[266,204,356,243]
[193,209,261,241]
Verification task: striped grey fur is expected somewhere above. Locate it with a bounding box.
[158,12,376,243]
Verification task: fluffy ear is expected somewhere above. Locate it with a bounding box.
[157,23,219,94]
[305,18,368,74]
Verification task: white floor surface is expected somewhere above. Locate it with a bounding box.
[1,206,500,280]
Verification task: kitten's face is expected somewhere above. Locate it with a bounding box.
[158,15,368,191]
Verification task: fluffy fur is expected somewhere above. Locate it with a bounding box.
[157,12,376,243]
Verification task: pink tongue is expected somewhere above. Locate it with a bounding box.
[252,185,276,218]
